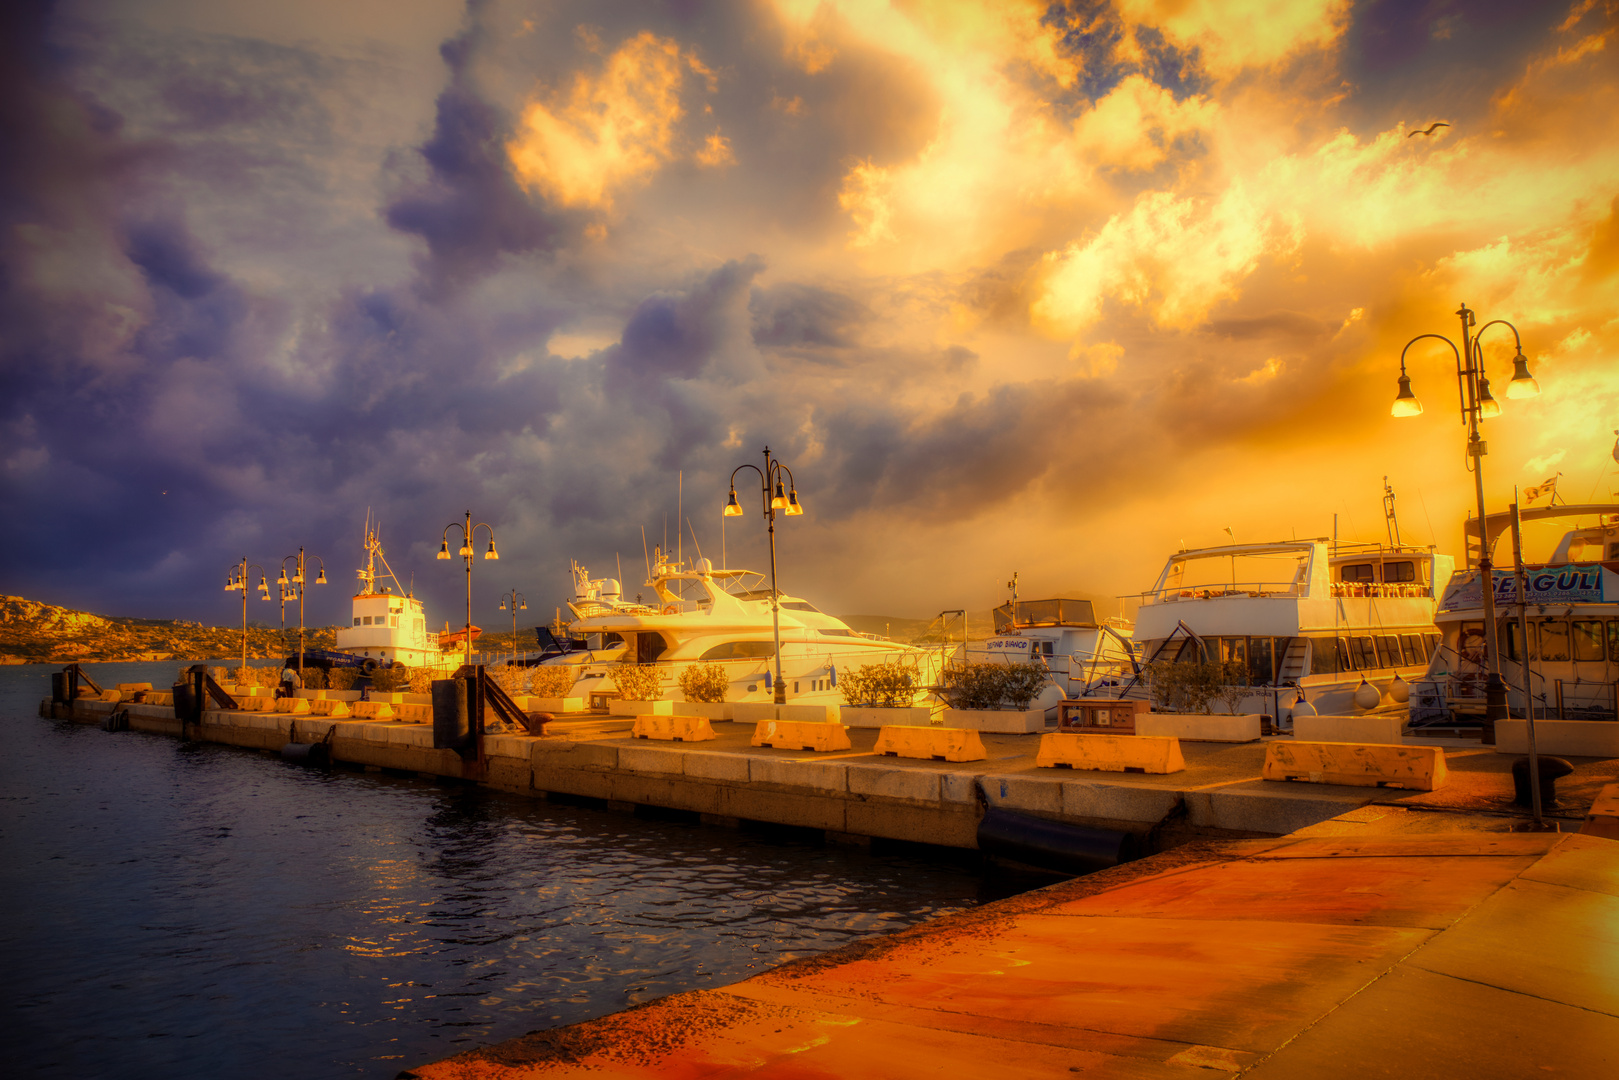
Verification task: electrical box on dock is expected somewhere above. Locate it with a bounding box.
[1059,699,1148,735]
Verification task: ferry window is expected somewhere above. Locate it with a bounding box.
[1341,563,1375,582]
[1400,633,1426,665]
[353,617,361,626]
[1353,636,1377,670]
[1572,620,1604,662]
[1308,638,1339,675]
[1250,637,1275,685]
[1424,633,1440,657]
[1382,561,1416,583]
[1374,635,1398,668]
[1609,621,1619,662]
[363,616,373,625]
[1219,636,1247,670]
[1503,624,1524,662]
[1537,621,1570,662]
[699,641,777,660]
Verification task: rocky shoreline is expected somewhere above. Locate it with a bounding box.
[1,594,337,665]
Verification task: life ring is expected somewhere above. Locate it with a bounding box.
[360,658,379,676]
[662,605,678,615]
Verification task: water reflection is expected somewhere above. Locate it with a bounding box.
[1,662,1026,1080]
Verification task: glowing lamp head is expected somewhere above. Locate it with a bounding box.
[1506,350,1539,399]
[723,488,743,517]
[277,568,288,585]
[458,542,473,559]
[485,539,498,560]
[519,600,527,611]
[225,576,235,591]
[1477,377,1501,419]
[771,480,787,510]
[1391,372,1423,417]
[257,576,270,597]
[315,568,326,585]
[785,488,804,516]
[437,540,450,560]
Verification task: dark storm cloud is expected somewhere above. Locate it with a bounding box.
[749,283,870,350]
[385,13,561,295]
[1043,0,1208,104]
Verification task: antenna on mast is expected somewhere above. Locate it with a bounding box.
[1383,476,1402,548]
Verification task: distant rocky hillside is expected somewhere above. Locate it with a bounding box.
[0,595,336,665]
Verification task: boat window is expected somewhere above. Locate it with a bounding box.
[633,632,669,664]
[1341,563,1375,582]
[1537,621,1570,662]
[1382,561,1416,583]
[699,641,778,660]
[780,601,821,613]
[1374,635,1398,668]
[1400,633,1427,665]
[1308,637,1336,675]
[353,617,361,626]
[363,616,373,625]
[819,629,855,637]
[1572,620,1604,661]
[1353,636,1377,670]
[1609,620,1619,662]
[390,616,399,627]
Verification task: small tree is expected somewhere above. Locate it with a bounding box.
[1213,660,1251,715]
[371,664,411,692]
[1145,659,1225,714]
[407,669,435,694]
[940,662,1050,710]
[679,663,729,703]
[327,667,358,691]
[614,663,662,701]
[301,666,327,690]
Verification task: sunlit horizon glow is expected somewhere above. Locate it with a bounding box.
[2,0,1617,626]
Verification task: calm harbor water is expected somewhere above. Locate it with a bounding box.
[1,662,1029,1079]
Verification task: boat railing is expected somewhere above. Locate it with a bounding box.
[1329,582,1432,599]
[1138,580,1301,604]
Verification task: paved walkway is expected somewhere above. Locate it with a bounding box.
[404,829,1618,1079]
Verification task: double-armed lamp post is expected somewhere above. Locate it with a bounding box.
[725,447,804,704]
[438,511,498,668]
[499,588,527,661]
[277,547,327,678]
[224,558,270,672]
[1392,303,1539,734]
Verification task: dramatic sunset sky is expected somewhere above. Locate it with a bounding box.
[3,0,1616,628]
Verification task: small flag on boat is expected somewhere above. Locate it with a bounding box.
[1523,474,1560,503]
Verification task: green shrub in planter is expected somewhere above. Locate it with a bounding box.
[327,667,358,691]
[839,662,918,707]
[1144,659,1242,714]
[529,665,577,698]
[941,661,1050,710]
[679,663,729,703]
[614,663,662,700]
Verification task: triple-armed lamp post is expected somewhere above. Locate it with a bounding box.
[438,511,499,668]
[499,589,527,662]
[1392,302,1539,739]
[725,446,804,704]
[277,547,327,679]
[224,558,270,673]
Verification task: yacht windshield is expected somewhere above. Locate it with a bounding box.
[1160,550,1308,597]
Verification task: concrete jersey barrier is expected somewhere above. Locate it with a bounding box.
[1263,739,1448,791]
[1036,732,1186,774]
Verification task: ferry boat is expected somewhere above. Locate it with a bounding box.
[543,552,939,704]
[971,596,1137,700]
[1411,502,1619,725]
[1114,537,1453,717]
[331,523,444,669]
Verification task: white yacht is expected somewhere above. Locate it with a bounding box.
[544,553,938,704]
[970,597,1136,699]
[1116,538,1453,717]
[1411,503,1619,724]
[331,523,443,668]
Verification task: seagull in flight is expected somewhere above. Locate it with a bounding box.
[1408,121,1450,137]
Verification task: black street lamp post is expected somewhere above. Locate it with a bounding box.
[277,547,327,679]
[499,589,527,663]
[438,511,499,668]
[224,558,271,673]
[725,446,804,704]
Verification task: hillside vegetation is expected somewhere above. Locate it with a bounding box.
[0,595,336,665]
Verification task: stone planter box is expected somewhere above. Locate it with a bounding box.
[1294,714,1404,746]
[841,706,934,728]
[619,699,672,716]
[401,692,433,705]
[1495,719,1619,758]
[1137,713,1263,743]
[941,707,1048,734]
[731,702,842,725]
[673,701,734,721]
[524,696,588,714]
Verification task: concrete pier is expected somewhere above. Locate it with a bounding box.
[42,696,1617,848]
[400,829,1619,1079]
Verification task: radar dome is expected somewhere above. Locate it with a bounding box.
[601,578,622,598]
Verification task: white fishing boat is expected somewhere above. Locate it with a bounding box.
[1411,502,1619,726]
[543,552,938,705]
[331,522,444,669]
[1115,535,1453,718]
[969,596,1136,699]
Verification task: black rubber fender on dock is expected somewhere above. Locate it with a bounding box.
[973,779,1137,876]
[280,741,330,767]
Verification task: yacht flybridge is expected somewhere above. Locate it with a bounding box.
[1118,538,1453,716]
[546,553,938,704]
[331,522,442,668]
[1412,503,1619,724]
[972,597,1137,699]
